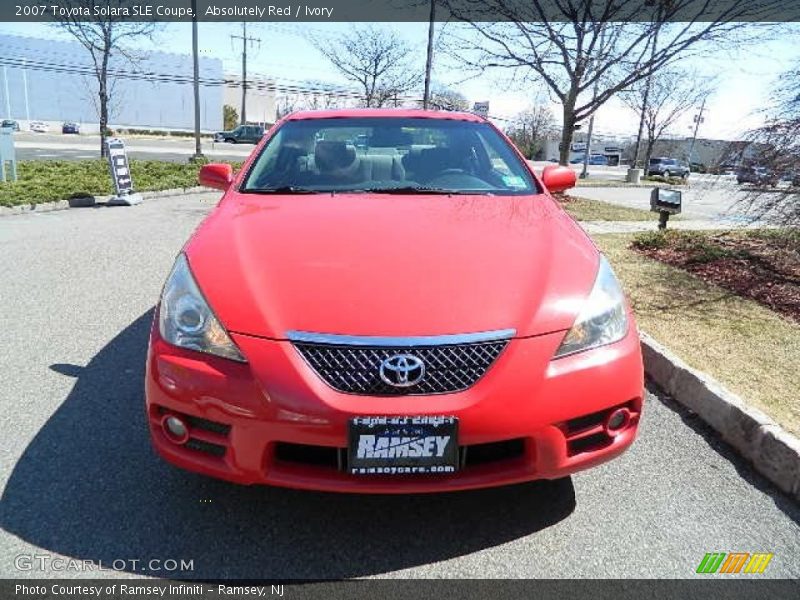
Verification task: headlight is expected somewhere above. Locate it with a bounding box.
[554,256,628,358]
[158,253,246,362]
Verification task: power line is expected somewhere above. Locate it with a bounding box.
[0,54,440,111]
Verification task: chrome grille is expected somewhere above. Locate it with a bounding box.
[291,331,512,396]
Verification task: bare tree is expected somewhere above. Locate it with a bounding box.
[313,25,421,108]
[302,82,344,111]
[428,84,469,111]
[444,0,778,164]
[56,1,158,156]
[735,64,800,226]
[620,70,714,168]
[275,94,303,120]
[506,104,557,159]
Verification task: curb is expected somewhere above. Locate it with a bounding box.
[0,186,208,217]
[641,331,800,501]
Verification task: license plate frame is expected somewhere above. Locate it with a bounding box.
[347,416,459,475]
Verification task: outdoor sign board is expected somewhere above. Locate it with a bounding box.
[472,101,489,117]
[0,126,17,182]
[106,138,133,195]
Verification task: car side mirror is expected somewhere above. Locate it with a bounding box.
[541,165,577,193]
[199,163,233,191]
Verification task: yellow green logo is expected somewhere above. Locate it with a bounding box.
[696,552,773,574]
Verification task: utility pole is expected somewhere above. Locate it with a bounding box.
[231,23,260,125]
[687,96,707,165]
[191,0,203,159]
[422,0,436,109]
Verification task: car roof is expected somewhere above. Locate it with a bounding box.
[283,108,486,123]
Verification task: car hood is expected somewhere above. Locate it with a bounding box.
[185,192,599,339]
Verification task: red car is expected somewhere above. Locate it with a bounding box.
[146,109,643,493]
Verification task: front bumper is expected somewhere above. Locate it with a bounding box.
[145,318,644,493]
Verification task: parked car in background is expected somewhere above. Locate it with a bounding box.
[62,122,80,134]
[568,155,585,164]
[711,163,737,176]
[213,124,265,144]
[647,157,690,179]
[588,154,609,166]
[736,165,778,186]
[29,121,49,133]
[1,119,20,132]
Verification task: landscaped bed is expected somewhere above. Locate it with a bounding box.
[630,229,799,323]
[595,230,800,436]
[0,159,240,207]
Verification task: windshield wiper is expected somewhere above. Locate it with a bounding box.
[358,186,489,195]
[241,186,320,194]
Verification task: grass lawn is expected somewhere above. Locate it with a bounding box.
[560,194,659,221]
[0,160,239,207]
[595,232,800,436]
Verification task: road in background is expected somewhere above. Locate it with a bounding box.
[10,132,254,162]
[0,194,797,579]
[567,179,776,223]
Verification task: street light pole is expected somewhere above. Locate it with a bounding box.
[580,25,605,179]
[241,22,247,124]
[628,21,661,183]
[632,25,660,170]
[687,96,707,165]
[191,0,203,160]
[21,58,30,122]
[422,0,436,109]
[2,66,11,119]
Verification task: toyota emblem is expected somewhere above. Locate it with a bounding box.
[379,354,426,388]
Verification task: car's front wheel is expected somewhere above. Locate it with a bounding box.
[663,170,671,178]
[225,138,236,144]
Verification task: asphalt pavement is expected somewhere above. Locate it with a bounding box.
[0,194,798,579]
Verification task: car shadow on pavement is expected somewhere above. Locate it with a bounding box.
[0,310,576,579]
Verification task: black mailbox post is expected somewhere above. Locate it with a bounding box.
[650,187,682,230]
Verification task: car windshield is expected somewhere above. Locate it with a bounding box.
[241,117,539,195]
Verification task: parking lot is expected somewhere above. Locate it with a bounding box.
[0,194,798,579]
[11,132,253,163]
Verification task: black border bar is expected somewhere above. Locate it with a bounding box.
[3,579,800,600]
[3,0,800,22]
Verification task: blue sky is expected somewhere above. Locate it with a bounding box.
[1,21,797,140]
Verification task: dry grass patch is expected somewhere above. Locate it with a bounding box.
[595,232,800,436]
[560,194,658,222]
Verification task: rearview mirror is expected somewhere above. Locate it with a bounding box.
[198,163,233,191]
[540,165,577,193]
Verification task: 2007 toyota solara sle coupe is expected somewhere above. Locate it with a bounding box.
[145,108,644,493]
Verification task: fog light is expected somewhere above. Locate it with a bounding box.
[162,415,189,444]
[605,408,631,435]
